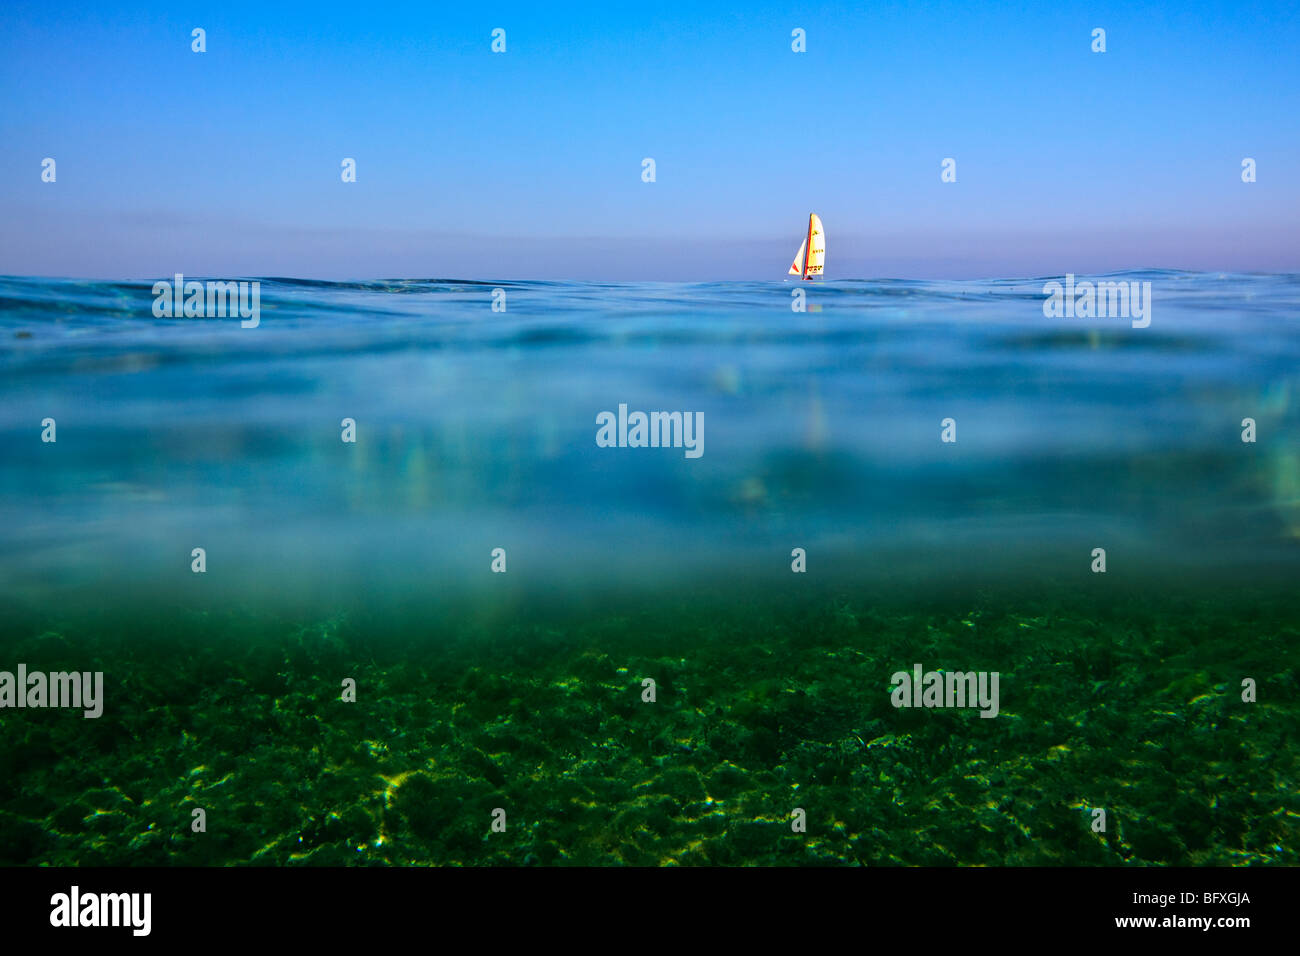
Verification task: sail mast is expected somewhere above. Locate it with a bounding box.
[803,213,814,280]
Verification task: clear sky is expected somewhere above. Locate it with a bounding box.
[2,0,1297,279]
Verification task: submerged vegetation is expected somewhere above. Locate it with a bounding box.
[1,586,1295,866]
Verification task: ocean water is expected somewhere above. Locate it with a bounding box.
[0,272,1296,866]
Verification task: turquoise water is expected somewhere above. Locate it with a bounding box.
[1,272,1297,607]
[0,272,1297,866]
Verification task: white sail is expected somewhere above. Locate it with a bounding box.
[788,214,824,278]
[805,214,825,277]
[788,239,807,276]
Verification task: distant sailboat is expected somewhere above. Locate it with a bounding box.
[788,213,825,280]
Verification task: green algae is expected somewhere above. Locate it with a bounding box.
[0,586,1296,866]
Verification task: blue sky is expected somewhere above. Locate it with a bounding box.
[1,0,1297,279]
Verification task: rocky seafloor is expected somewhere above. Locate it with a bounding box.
[0,587,1296,866]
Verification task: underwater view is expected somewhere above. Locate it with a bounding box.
[0,272,1296,866]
